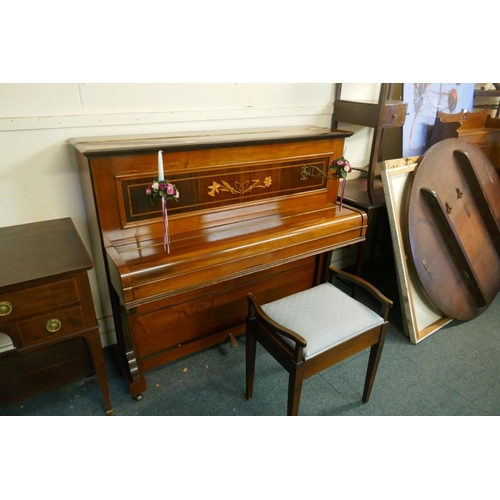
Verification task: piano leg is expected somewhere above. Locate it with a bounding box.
[126,350,147,400]
[228,333,238,348]
[130,377,147,401]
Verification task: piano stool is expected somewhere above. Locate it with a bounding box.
[245,265,392,416]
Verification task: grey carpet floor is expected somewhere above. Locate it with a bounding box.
[2,288,500,417]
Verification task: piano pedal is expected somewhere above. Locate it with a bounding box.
[228,333,238,348]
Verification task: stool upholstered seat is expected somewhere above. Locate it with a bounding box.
[262,282,384,361]
[245,266,392,416]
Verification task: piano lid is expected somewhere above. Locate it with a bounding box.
[69,125,352,157]
[107,203,366,308]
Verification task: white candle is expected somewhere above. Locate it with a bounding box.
[158,150,164,181]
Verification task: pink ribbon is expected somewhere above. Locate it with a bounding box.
[339,178,346,212]
[162,197,170,253]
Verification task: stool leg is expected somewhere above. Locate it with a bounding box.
[287,365,304,416]
[245,328,257,400]
[362,326,387,403]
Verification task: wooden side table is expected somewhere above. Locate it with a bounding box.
[431,109,500,175]
[0,218,114,415]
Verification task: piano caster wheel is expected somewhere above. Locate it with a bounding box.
[133,394,143,402]
[228,333,238,348]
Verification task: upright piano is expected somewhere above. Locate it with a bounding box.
[70,126,367,400]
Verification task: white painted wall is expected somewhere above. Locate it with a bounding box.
[0,83,376,348]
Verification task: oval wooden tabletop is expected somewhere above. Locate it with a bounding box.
[405,138,500,320]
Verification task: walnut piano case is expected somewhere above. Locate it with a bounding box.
[70,126,367,400]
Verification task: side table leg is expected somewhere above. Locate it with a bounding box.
[86,330,115,416]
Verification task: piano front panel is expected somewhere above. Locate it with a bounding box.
[86,137,342,245]
[117,156,331,226]
[129,256,318,362]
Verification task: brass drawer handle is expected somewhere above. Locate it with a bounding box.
[0,301,13,316]
[45,319,62,333]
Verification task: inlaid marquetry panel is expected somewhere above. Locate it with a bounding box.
[116,157,330,227]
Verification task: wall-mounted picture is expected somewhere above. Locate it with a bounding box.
[402,83,474,157]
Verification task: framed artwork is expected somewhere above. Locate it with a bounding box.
[381,156,453,344]
[402,83,474,157]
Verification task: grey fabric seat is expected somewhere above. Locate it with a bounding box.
[262,282,385,360]
[245,266,392,416]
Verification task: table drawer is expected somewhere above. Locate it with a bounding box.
[17,305,85,345]
[0,278,80,321]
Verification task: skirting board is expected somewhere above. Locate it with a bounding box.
[382,157,452,344]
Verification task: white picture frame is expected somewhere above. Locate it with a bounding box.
[382,157,453,344]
